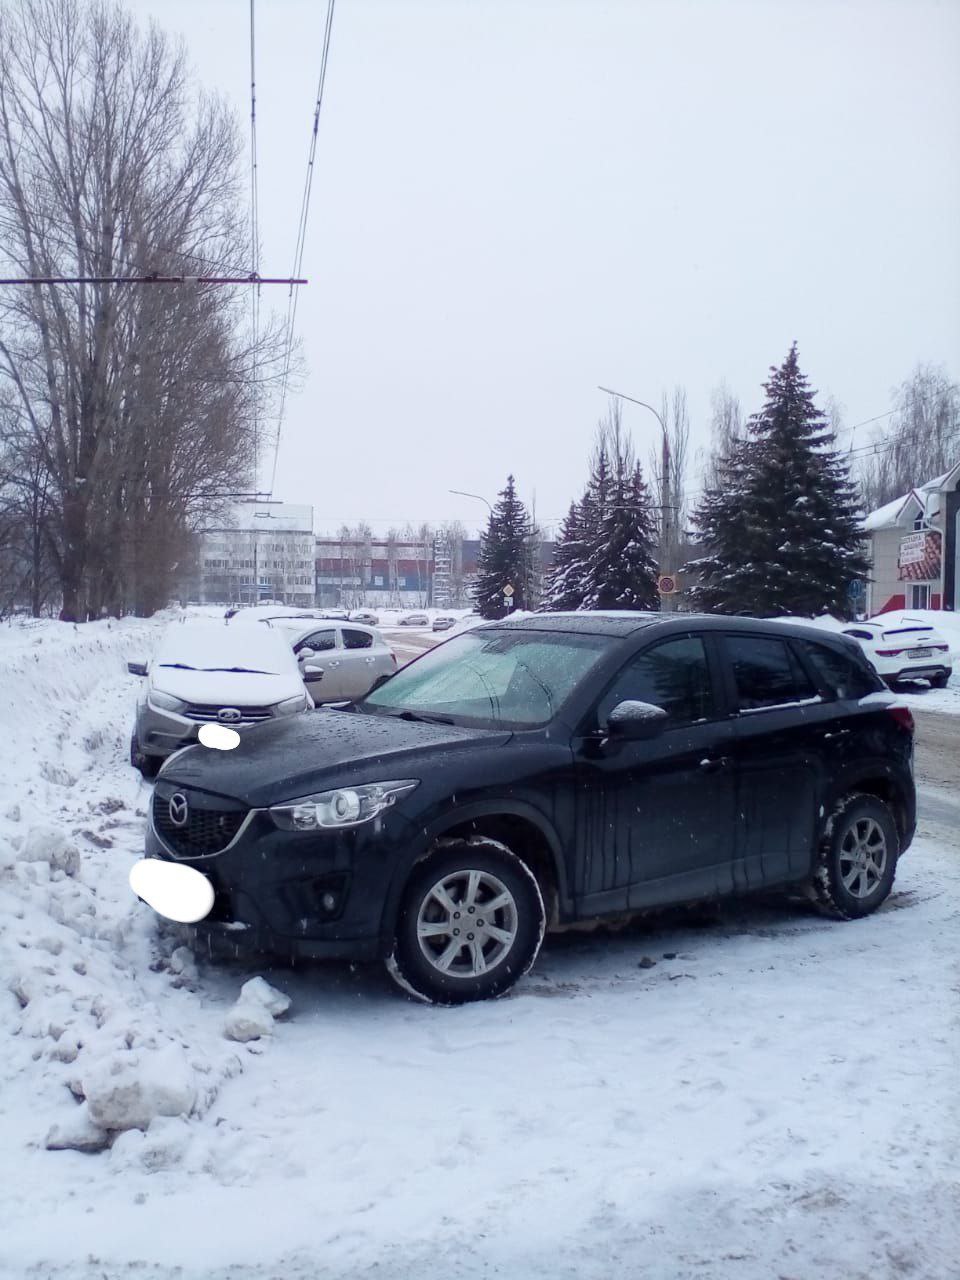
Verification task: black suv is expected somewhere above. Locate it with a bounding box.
[146,613,916,1004]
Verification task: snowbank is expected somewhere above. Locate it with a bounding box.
[0,614,287,1165]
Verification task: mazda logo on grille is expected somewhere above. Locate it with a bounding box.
[217,707,242,724]
[168,793,189,827]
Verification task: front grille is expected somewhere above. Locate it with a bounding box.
[153,791,247,857]
[183,702,273,724]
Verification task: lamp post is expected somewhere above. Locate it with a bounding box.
[598,385,676,612]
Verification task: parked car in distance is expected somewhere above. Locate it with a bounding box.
[226,605,328,626]
[146,612,915,1004]
[272,619,396,703]
[349,610,380,626]
[320,608,350,621]
[128,621,312,778]
[432,615,457,632]
[842,617,952,688]
[398,612,430,626]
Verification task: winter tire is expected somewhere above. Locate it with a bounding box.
[930,673,950,689]
[806,793,899,920]
[130,732,160,779]
[386,839,546,1005]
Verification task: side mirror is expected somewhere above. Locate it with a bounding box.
[303,664,324,677]
[297,646,316,661]
[127,661,148,677]
[605,700,668,742]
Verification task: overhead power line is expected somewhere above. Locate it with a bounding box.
[269,0,337,497]
[0,274,305,286]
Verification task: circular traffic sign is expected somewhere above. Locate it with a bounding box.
[658,574,677,595]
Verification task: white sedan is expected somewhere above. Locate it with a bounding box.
[842,618,953,688]
[271,619,397,703]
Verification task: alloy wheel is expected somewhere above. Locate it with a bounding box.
[839,817,888,898]
[416,868,518,978]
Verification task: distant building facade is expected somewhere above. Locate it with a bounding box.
[314,537,434,609]
[863,463,960,614]
[189,502,316,607]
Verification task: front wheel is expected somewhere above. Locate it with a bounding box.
[806,794,899,920]
[386,840,546,1004]
[130,732,160,779]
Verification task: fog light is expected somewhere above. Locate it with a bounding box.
[321,891,337,912]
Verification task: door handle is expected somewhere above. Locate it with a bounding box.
[699,756,731,773]
[823,729,851,741]
[327,660,340,667]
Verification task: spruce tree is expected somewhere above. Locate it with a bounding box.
[474,475,533,619]
[542,500,591,610]
[583,459,660,610]
[687,344,870,617]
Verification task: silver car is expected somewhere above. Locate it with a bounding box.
[129,621,312,778]
[278,620,397,703]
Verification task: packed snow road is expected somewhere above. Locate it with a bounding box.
[1,617,958,1280]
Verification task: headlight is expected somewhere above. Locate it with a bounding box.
[269,780,419,830]
[148,690,187,713]
[275,693,309,715]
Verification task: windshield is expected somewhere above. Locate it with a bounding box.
[360,628,611,728]
[153,623,296,676]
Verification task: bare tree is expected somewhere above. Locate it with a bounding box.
[699,382,743,495]
[646,386,691,567]
[0,0,282,618]
[859,365,960,510]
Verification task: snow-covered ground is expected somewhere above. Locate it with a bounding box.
[1,614,959,1279]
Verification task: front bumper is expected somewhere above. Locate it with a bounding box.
[146,781,409,960]
[137,702,293,760]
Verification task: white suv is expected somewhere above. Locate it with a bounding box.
[842,618,952,688]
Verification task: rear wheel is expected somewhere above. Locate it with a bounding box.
[806,794,899,920]
[930,672,950,689]
[386,840,546,1004]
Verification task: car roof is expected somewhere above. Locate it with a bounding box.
[480,611,868,644]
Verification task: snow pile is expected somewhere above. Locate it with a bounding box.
[223,977,291,1042]
[0,613,289,1165]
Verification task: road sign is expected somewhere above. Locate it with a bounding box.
[502,583,514,598]
[848,579,865,600]
[658,574,677,596]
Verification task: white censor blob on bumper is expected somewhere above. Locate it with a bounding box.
[198,723,240,750]
[129,857,215,924]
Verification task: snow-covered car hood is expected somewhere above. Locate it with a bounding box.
[150,667,304,707]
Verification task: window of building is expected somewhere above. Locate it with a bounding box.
[724,634,817,711]
[909,584,931,609]
[595,635,717,727]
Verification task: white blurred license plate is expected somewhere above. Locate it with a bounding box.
[908,649,932,659]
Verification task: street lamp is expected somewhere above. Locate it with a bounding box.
[598,385,676,612]
[449,488,493,517]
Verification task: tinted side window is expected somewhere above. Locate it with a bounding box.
[725,635,817,711]
[798,640,879,699]
[597,636,717,727]
[342,629,373,650]
[297,629,337,653]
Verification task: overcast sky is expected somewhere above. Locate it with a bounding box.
[132,0,960,537]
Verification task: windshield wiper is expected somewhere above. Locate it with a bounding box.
[392,709,456,725]
[157,662,197,670]
[200,666,272,674]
